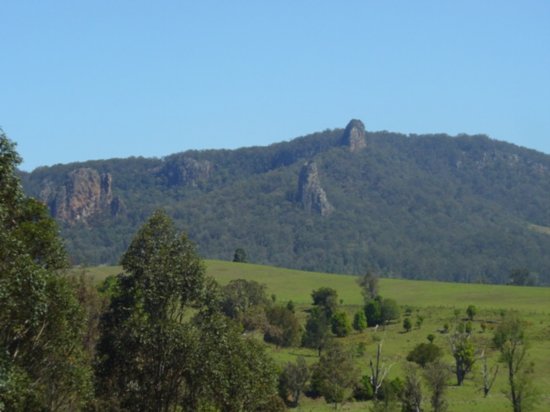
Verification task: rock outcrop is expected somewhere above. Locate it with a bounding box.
[296,161,334,216]
[341,119,367,152]
[41,168,122,224]
[160,157,213,187]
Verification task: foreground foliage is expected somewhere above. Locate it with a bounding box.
[0,133,92,410]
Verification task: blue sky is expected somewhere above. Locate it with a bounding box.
[1,1,549,171]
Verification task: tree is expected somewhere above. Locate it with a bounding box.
[353,310,367,332]
[403,318,412,333]
[406,343,443,368]
[264,305,302,347]
[380,298,400,326]
[449,331,475,385]
[357,271,379,301]
[331,311,351,337]
[186,310,280,412]
[278,356,310,407]
[466,305,477,321]
[480,350,499,398]
[302,307,330,356]
[369,342,392,398]
[0,132,92,410]
[424,360,450,412]
[401,364,423,412]
[233,247,248,263]
[311,341,359,408]
[493,313,536,412]
[94,210,206,411]
[364,297,382,327]
[311,287,339,318]
[221,278,269,318]
[508,269,534,286]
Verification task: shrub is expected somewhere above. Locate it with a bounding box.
[406,343,443,367]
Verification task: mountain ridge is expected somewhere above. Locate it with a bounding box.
[21,120,550,284]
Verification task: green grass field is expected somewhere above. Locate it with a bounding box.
[77,260,550,411]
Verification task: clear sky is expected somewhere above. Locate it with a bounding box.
[1,1,549,171]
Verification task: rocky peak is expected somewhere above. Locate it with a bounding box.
[341,119,367,152]
[41,167,122,224]
[160,157,213,187]
[296,161,334,216]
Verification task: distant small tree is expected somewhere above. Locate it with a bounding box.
[311,287,339,318]
[466,305,477,321]
[364,297,382,327]
[449,331,475,385]
[311,341,359,408]
[508,269,535,286]
[221,278,269,320]
[353,310,367,332]
[302,307,330,356]
[331,311,351,337]
[407,343,443,368]
[278,356,310,407]
[427,334,436,343]
[380,298,401,326]
[357,271,379,301]
[232,248,247,263]
[403,318,412,333]
[264,305,302,347]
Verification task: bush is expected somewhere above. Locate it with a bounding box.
[403,318,412,333]
[466,305,477,321]
[353,310,367,332]
[331,312,352,337]
[406,343,443,367]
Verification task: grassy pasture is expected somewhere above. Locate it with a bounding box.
[77,260,550,411]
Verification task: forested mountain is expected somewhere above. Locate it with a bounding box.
[21,120,550,284]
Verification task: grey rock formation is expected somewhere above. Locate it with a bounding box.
[341,119,367,152]
[160,157,213,187]
[42,168,121,224]
[296,161,334,216]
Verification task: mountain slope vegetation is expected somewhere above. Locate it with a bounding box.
[21,120,550,284]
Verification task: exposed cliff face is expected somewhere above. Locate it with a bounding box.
[341,119,367,152]
[296,161,334,216]
[160,157,213,187]
[41,168,122,224]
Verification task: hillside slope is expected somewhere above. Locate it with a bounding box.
[21,120,550,283]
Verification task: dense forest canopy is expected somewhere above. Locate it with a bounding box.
[20,121,550,284]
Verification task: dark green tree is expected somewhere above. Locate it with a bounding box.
[302,307,330,356]
[94,210,206,411]
[232,247,248,263]
[0,132,92,410]
[466,305,477,321]
[406,343,443,368]
[311,341,359,408]
[221,278,269,319]
[403,317,412,333]
[311,287,339,318]
[264,305,302,347]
